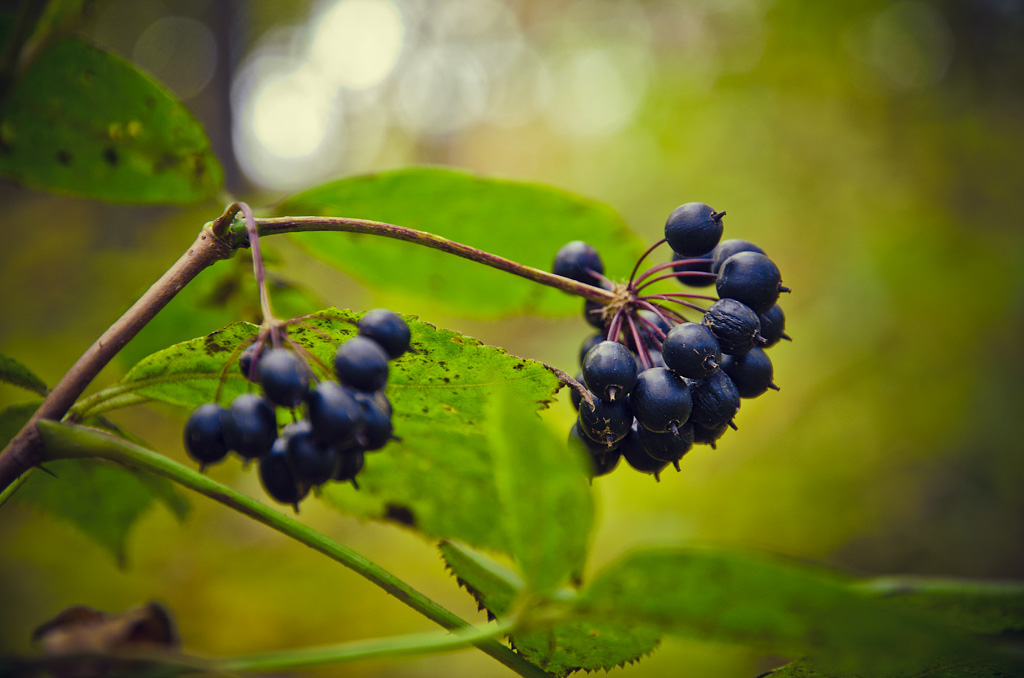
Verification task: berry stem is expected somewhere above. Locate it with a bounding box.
[34,420,552,678]
[634,270,716,293]
[628,237,668,285]
[631,258,713,288]
[245,216,615,304]
[625,315,653,370]
[639,294,714,314]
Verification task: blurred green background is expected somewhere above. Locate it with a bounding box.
[1,0,1023,675]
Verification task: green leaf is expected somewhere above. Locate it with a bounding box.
[0,25,222,203]
[0,352,48,395]
[487,382,593,592]
[278,167,646,318]
[74,308,565,555]
[858,577,1024,635]
[12,452,189,566]
[764,658,1016,678]
[576,547,994,678]
[439,541,661,678]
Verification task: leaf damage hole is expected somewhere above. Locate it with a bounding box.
[103,147,120,167]
[384,504,416,527]
[55,150,72,166]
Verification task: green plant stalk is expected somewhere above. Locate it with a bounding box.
[243,216,617,304]
[35,420,552,678]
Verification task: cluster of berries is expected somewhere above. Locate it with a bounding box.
[557,202,790,480]
[182,310,411,509]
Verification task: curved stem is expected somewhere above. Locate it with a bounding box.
[632,259,712,289]
[628,237,668,285]
[245,216,615,304]
[35,420,551,678]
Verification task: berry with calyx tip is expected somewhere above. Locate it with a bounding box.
[661,322,721,379]
[335,336,389,392]
[664,202,725,257]
[553,241,605,286]
[579,333,604,366]
[686,370,741,429]
[355,393,394,451]
[721,347,778,398]
[711,239,766,274]
[284,420,339,485]
[260,437,309,508]
[258,348,310,408]
[716,251,787,314]
[702,298,763,355]
[358,309,412,359]
[692,421,729,448]
[348,387,392,417]
[332,448,365,486]
[578,396,633,445]
[239,343,260,383]
[569,423,621,477]
[671,248,715,288]
[758,304,789,348]
[307,381,363,447]
[619,428,669,480]
[629,367,692,433]
[183,403,229,469]
[582,340,638,402]
[222,393,278,460]
[636,422,694,466]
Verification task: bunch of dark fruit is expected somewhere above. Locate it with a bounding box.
[183,309,411,509]
[557,202,790,480]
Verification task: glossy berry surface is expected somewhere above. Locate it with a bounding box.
[629,367,692,433]
[716,251,786,314]
[661,322,721,379]
[222,393,278,460]
[758,304,788,348]
[686,370,741,429]
[619,428,669,479]
[258,348,310,408]
[357,309,411,359]
[553,240,604,286]
[664,202,725,257]
[692,421,729,448]
[335,336,390,392]
[259,438,309,507]
[333,449,365,485]
[578,396,633,445]
[636,422,694,464]
[183,403,229,468]
[285,421,339,486]
[307,380,363,447]
[721,346,778,398]
[357,393,394,451]
[702,298,763,355]
[569,423,621,477]
[710,239,766,274]
[582,340,638,402]
[579,334,604,366]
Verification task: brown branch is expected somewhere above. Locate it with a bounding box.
[0,223,234,491]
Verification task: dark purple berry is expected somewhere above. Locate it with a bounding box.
[619,427,669,480]
[183,403,229,469]
[258,348,310,408]
[222,393,278,460]
[569,422,621,477]
[578,396,633,446]
[584,299,608,329]
[661,322,721,379]
[710,239,766,274]
[702,298,763,355]
[335,336,389,392]
[259,437,309,508]
[692,421,729,448]
[553,241,604,286]
[686,370,741,429]
[579,334,604,366]
[355,393,394,451]
[307,380,363,447]
[758,304,789,348]
[285,420,339,486]
[332,449,365,486]
[582,340,638,402]
[664,203,725,257]
[629,367,692,433]
[721,347,778,398]
[239,343,261,383]
[716,251,787,314]
[358,309,412,359]
[636,422,694,466]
